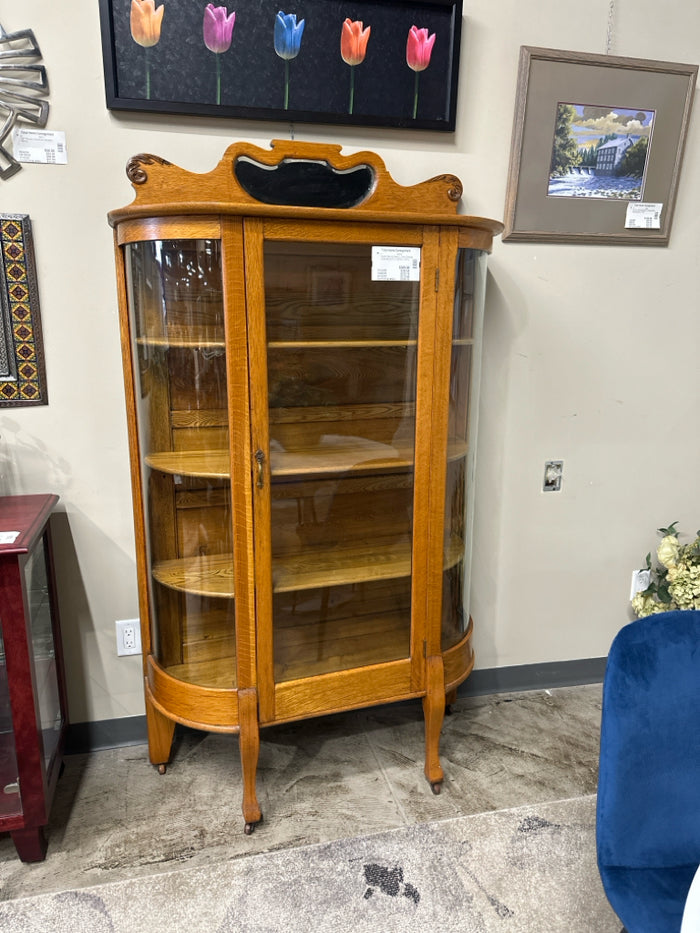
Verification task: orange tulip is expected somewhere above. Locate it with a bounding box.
[130,0,165,48]
[341,19,370,66]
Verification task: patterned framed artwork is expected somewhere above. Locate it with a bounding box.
[98,0,462,131]
[0,214,47,407]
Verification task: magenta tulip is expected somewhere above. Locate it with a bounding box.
[406,26,435,72]
[203,4,236,53]
[406,25,436,119]
[203,5,235,105]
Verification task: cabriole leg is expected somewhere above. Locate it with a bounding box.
[423,655,446,794]
[238,686,262,833]
[146,691,176,774]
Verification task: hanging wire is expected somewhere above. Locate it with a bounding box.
[605,0,615,54]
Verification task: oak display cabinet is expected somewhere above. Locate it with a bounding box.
[108,140,502,832]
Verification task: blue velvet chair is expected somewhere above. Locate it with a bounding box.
[597,610,700,932]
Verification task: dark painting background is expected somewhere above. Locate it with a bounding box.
[102,0,461,129]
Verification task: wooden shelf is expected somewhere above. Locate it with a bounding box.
[152,535,464,599]
[146,450,230,478]
[137,337,425,350]
[274,610,410,682]
[153,554,235,598]
[146,438,468,481]
[161,607,411,687]
[268,340,417,349]
[164,655,237,690]
[137,336,226,349]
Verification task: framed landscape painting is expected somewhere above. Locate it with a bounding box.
[98,0,462,131]
[503,47,698,245]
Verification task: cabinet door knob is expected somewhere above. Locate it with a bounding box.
[254,449,265,489]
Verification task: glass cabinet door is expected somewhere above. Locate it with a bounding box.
[24,536,62,768]
[124,238,236,689]
[0,626,21,819]
[441,249,487,650]
[261,238,422,683]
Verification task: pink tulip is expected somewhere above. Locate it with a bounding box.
[406,26,435,72]
[203,4,236,54]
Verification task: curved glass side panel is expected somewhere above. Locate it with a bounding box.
[124,239,236,688]
[263,240,420,682]
[441,249,487,651]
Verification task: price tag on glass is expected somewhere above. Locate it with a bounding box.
[0,531,21,545]
[625,202,662,229]
[11,128,68,165]
[371,246,421,282]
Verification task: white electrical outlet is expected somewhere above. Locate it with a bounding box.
[116,618,142,656]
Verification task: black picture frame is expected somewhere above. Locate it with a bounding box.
[98,0,462,131]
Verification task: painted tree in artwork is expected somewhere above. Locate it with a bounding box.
[550,104,582,176]
[616,137,648,177]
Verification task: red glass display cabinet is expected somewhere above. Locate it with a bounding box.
[108,140,502,832]
[0,494,67,861]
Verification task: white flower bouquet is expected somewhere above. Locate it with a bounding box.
[632,522,700,617]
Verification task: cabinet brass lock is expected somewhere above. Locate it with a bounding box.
[255,449,265,489]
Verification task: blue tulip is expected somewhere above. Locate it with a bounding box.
[274,11,305,60]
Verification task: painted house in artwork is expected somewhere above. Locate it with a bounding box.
[595,135,640,174]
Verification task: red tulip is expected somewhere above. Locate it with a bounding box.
[406,26,435,72]
[341,19,370,66]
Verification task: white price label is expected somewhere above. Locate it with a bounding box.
[625,202,662,229]
[0,531,21,544]
[371,247,421,282]
[11,128,68,165]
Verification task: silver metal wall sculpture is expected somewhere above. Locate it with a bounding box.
[0,24,49,180]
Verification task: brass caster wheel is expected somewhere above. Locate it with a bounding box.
[430,781,442,796]
[157,764,167,775]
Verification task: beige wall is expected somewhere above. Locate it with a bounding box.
[2,1,698,722]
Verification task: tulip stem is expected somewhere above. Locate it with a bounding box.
[145,48,151,101]
[284,60,289,110]
[349,66,355,115]
[413,71,420,120]
[216,54,221,106]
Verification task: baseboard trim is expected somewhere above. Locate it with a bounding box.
[457,657,607,697]
[65,716,148,754]
[65,657,606,754]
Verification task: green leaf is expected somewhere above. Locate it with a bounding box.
[658,522,679,537]
[657,583,672,603]
[645,552,652,570]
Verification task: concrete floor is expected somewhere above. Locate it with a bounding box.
[0,684,603,900]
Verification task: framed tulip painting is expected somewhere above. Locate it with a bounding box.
[98,0,462,131]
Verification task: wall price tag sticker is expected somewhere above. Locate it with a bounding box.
[11,128,68,165]
[625,202,662,229]
[371,246,421,282]
[630,569,651,600]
